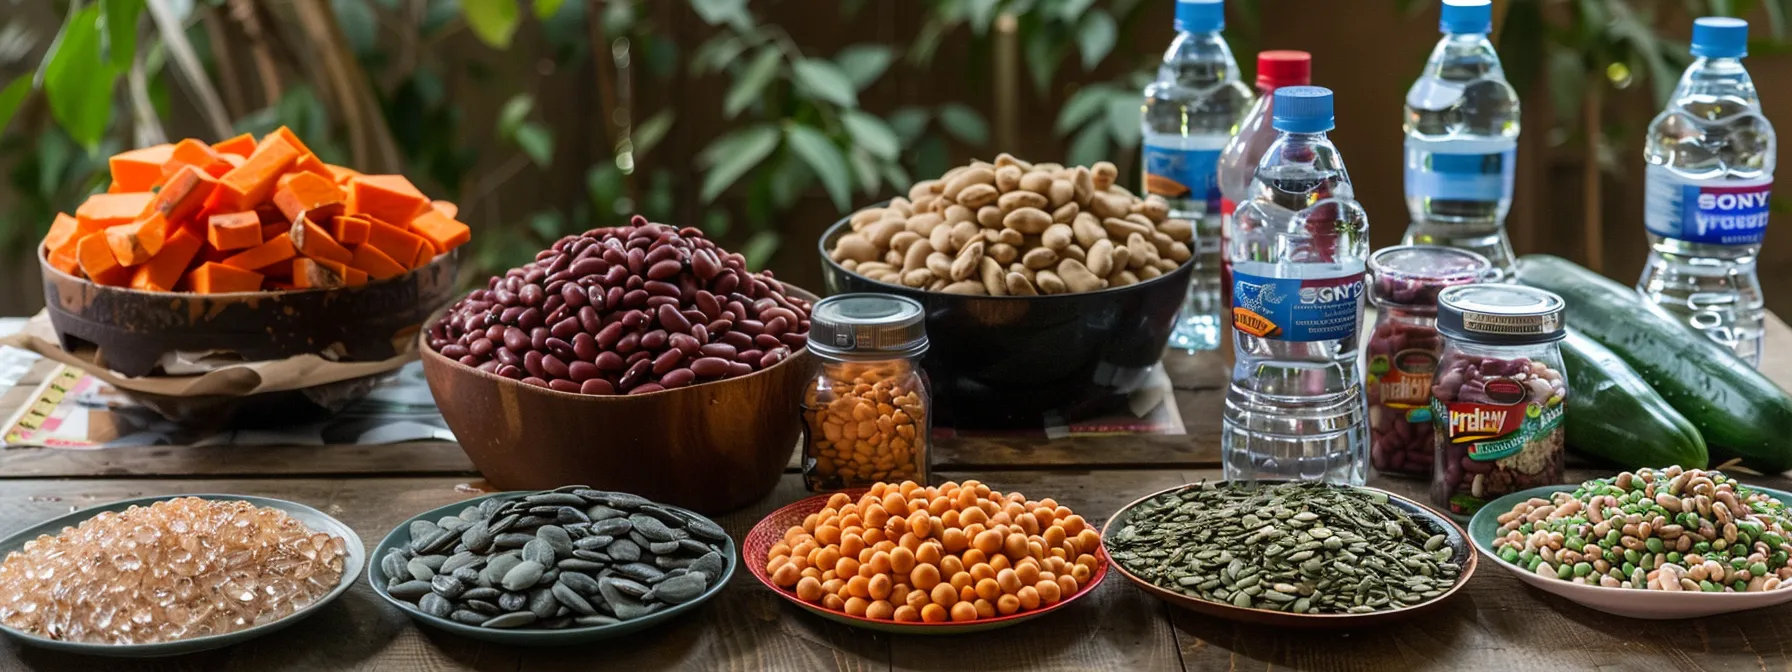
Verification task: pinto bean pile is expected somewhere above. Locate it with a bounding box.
[428,216,810,395]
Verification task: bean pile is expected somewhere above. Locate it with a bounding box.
[1492,467,1792,592]
[766,481,1101,623]
[802,361,929,489]
[428,216,810,395]
[1107,481,1462,614]
[1432,352,1567,510]
[828,155,1192,295]
[379,487,730,629]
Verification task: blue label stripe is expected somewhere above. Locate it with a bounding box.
[1405,147,1515,202]
[1230,270,1365,342]
[1144,144,1222,211]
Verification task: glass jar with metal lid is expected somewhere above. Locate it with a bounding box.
[801,293,932,491]
[1430,284,1568,516]
[1366,245,1492,478]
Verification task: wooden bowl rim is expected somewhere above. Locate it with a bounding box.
[38,243,458,299]
[744,487,1110,630]
[418,285,816,402]
[1099,480,1478,623]
[816,205,1195,302]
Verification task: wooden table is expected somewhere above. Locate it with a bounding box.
[2,317,1791,671]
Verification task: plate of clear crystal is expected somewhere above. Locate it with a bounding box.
[0,494,365,657]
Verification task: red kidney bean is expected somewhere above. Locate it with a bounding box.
[580,378,615,395]
[779,333,808,349]
[647,259,682,280]
[626,248,647,275]
[548,379,580,393]
[503,327,528,352]
[644,280,679,297]
[525,267,547,285]
[706,319,733,335]
[645,296,679,309]
[497,364,523,379]
[562,283,588,309]
[737,320,765,336]
[621,310,649,330]
[519,284,544,306]
[725,361,752,377]
[572,333,598,361]
[551,317,581,340]
[470,338,494,357]
[627,383,665,395]
[595,351,626,371]
[458,354,480,367]
[625,350,652,366]
[720,331,752,349]
[690,324,708,344]
[543,354,570,379]
[595,322,624,350]
[711,270,739,295]
[529,328,549,352]
[568,360,599,382]
[615,332,641,354]
[570,258,607,278]
[699,343,737,359]
[753,334,782,350]
[669,333,700,355]
[522,377,549,388]
[546,338,574,360]
[761,348,789,369]
[518,308,544,331]
[523,350,545,378]
[660,368,696,388]
[646,245,680,265]
[694,292,721,320]
[441,344,470,359]
[692,250,721,280]
[651,349,684,375]
[736,349,762,365]
[577,305,601,334]
[496,347,521,367]
[620,359,652,389]
[690,357,730,377]
[657,304,691,333]
[494,289,518,306]
[477,360,500,373]
[622,289,648,308]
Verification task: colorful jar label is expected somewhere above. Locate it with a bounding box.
[1368,349,1437,423]
[1431,378,1564,462]
[1645,167,1772,245]
[1143,139,1223,213]
[1229,269,1365,342]
[1404,140,1515,203]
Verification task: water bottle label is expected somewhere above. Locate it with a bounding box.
[1404,143,1515,203]
[1229,270,1364,342]
[1645,169,1773,245]
[1143,142,1222,212]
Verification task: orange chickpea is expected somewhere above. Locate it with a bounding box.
[858,547,877,565]
[1015,513,1041,537]
[868,483,888,498]
[921,603,948,623]
[972,529,1003,556]
[882,492,907,516]
[898,532,921,552]
[940,510,961,530]
[894,605,920,622]
[1060,515,1086,536]
[827,493,851,509]
[845,575,871,599]
[800,567,822,582]
[959,585,978,604]
[950,601,978,622]
[890,582,910,606]
[906,588,930,611]
[772,563,801,587]
[969,563,996,583]
[766,555,789,575]
[961,549,988,567]
[1036,579,1062,604]
[885,516,908,538]
[1003,533,1030,560]
[836,556,861,578]
[961,506,989,527]
[927,496,951,516]
[796,576,824,602]
[1047,556,1068,575]
[868,551,893,575]
[973,598,995,619]
[910,563,942,590]
[814,547,842,572]
[868,574,893,600]
[771,542,792,559]
[822,578,846,595]
[1043,526,1067,549]
[940,555,965,577]
[1017,586,1041,610]
[907,511,933,538]
[890,546,916,575]
[974,578,1001,601]
[840,533,866,560]
[816,524,842,546]
[916,543,943,566]
[950,571,975,593]
[844,596,870,617]
[1058,574,1079,597]
[823,594,846,611]
[864,505,889,529]
[1016,563,1041,586]
[792,540,818,559]
[822,570,838,582]
[996,594,1021,615]
[1070,563,1092,584]
[867,599,896,620]
[942,528,969,553]
[930,583,958,607]
[996,568,1022,594]
[988,554,1011,572]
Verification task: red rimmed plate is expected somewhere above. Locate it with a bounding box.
[745,489,1109,634]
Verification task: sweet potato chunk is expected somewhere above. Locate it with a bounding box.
[207,211,263,251]
[187,262,264,293]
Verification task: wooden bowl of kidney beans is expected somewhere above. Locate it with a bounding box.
[420,216,816,514]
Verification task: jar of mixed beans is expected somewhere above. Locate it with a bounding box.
[1430,284,1568,517]
[801,294,931,491]
[1366,245,1490,478]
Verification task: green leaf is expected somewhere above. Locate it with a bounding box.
[633,109,675,158]
[535,0,567,19]
[699,124,780,202]
[1077,10,1116,70]
[740,229,780,271]
[1546,48,1586,131]
[785,123,852,211]
[1066,119,1109,169]
[887,106,930,144]
[690,0,751,30]
[498,94,532,139]
[909,19,947,66]
[1055,85,1110,135]
[937,103,988,145]
[515,122,553,167]
[849,147,880,195]
[966,0,1000,34]
[462,0,522,48]
[1104,93,1142,148]
[792,59,857,108]
[1060,0,1099,20]
[100,0,143,69]
[834,44,893,90]
[842,109,900,160]
[725,47,781,118]
[43,5,116,150]
[1023,27,1065,95]
[692,34,747,75]
[0,75,31,139]
[38,130,73,199]
[333,0,377,56]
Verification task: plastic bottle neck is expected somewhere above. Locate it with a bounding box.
[1674,57,1759,104]
[1274,130,1331,144]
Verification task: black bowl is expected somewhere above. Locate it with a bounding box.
[818,215,1196,428]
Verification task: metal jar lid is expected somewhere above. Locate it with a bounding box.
[808,293,928,359]
[1436,284,1566,344]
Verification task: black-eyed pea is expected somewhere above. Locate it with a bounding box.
[1002,207,1052,235]
[851,208,887,230]
[928,223,954,254]
[907,181,937,203]
[890,231,923,255]
[1060,244,1086,263]
[1103,217,1153,240]
[1049,179,1075,208]
[942,167,995,200]
[994,152,1032,170]
[997,228,1023,246]
[956,183,999,209]
[942,280,987,295]
[1091,161,1118,191]
[906,212,944,236]
[1154,257,1178,272]
[1166,242,1191,263]
[1156,218,1192,242]
[1072,212,1105,249]
[1018,172,1053,194]
[944,204,976,226]
[1090,192,1131,219]
[1110,269,1139,287]
[902,240,934,271]
[1071,167,1094,205]
[925,252,953,279]
[1139,264,1162,280]
[994,165,1023,193]
[1051,202,1079,224]
[998,190,1049,214]
[901,269,934,288]
[950,240,985,282]
[1057,259,1106,293]
[1086,239,1116,277]
[979,257,1008,296]
[1022,246,1058,270]
[1035,270,1068,294]
[1041,223,1074,251]
[1127,233,1157,268]
[832,234,879,263]
[988,243,1019,265]
[949,221,981,250]
[977,206,1004,228]
[1005,272,1038,296]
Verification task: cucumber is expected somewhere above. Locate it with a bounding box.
[1516,254,1792,471]
[1560,328,1708,469]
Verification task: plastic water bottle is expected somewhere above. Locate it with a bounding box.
[1217,50,1311,310]
[1142,0,1254,351]
[1637,17,1776,367]
[1222,87,1371,485]
[1400,0,1520,275]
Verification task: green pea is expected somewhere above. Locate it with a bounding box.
[1520,550,1536,565]
[1714,539,1729,552]
[1695,541,1712,554]
[1752,562,1770,576]
[1735,580,1748,591]
[1645,538,1666,554]
[1731,557,1749,570]
[1624,548,1641,565]
[1622,561,1637,576]
[1765,533,1786,548]
[1573,562,1593,577]
[1606,529,1623,546]
[1519,523,1534,535]
[1739,533,1754,548]
[1701,580,1721,592]
[1606,549,1623,565]
[1771,551,1786,567]
[1556,564,1574,580]
[1567,536,1585,550]
[1500,547,1520,563]
[1667,551,1682,564]
[1529,557,1545,572]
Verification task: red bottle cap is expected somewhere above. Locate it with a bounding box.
[1256,50,1312,90]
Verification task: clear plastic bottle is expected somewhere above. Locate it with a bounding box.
[1400,0,1520,276]
[1222,86,1371,485]
[1142,0,1255,351]
[1637,17,1776,367]
[1217,50,1311,311]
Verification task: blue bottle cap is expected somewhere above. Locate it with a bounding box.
[1692,17,1748,58]
[1272,86,1335,133]
[1440,0,1493,34]
[1174,0,1224,33]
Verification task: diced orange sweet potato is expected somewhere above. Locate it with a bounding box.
[347,175,430,227]
[331,215,371,245]
[143,165,220,226]
[76,192,155,231]
[431,200,458,219]
[207,211,263,251]
[266,125,315,157]
[43,213,84,273]
[213,135,301,211]
[272,172,346,223]
[108,144,175,192]
[292,153,332,179]
[325,164,362,185]
[261,221,290,242]
[198,242,236,265]
[105,213,172,266]
[77,234,132,285]
[187,262,264,293]
[349,244,407,280]
[130,228,204,292]
[292,258,366,289]
[221,235,296,272]
[162,138,228,179]
[362,218,429,267]
[411,243,435,269]
[288,217,352,265]
[409,209,471,254]
[212,133,257,158]
[222,154,245,169]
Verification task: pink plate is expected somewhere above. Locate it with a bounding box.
[745,488,1109,634]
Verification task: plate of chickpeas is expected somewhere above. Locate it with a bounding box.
[746,480,1107,633]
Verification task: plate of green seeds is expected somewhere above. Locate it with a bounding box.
[1100,480,1475,629]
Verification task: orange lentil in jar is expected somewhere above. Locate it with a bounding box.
[801,295,931,491]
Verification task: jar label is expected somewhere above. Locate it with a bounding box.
[1644,166,1772,245]
[1143,141,1223,213]
[1368,349,1437,422]
[1229,269,1365,342]
[1404,142,1516,203]
[1431,394,1563,463]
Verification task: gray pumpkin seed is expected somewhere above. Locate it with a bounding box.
[497,591,528,612]
[451,610,487,625]
[451,566,482,586]
[442,551,484,574]
[648,572,707,604]
[537,525,574,555]
[689,551,725,578]
[648,540,681,555]
[430,574,466,599]
[540,616,573,630]
[380,552,407,580]
[481,612,538,629]
[590,518,633,537]
[556,507,592,525]
[559,571,602,595]
[575,535,615,551]
[494,532,536,549]
[614,562,664,582]
[461,587,501,602]
[586,504,627,521]
[420,593,454,618]
[607,539,642,562]
[552,582,598,615]
[405,558,435,581]
[488,513,521,535]
[681,515,728,543]
[601,492,652,510]
[388,580,433,600]
[526,493,589,508]
[523,538,557,566]
[502,560,546,591]
[574,614,621,627]
[629,514,678,543]
[527,586,559,619]
[559,558,606,572]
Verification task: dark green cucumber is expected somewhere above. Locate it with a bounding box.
[1560,328,1708,469]
[1516,254,1792,472]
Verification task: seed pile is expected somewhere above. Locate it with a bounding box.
[380,487,730,629]
[1492,467,1792,592]
[1107,481,1461,614]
